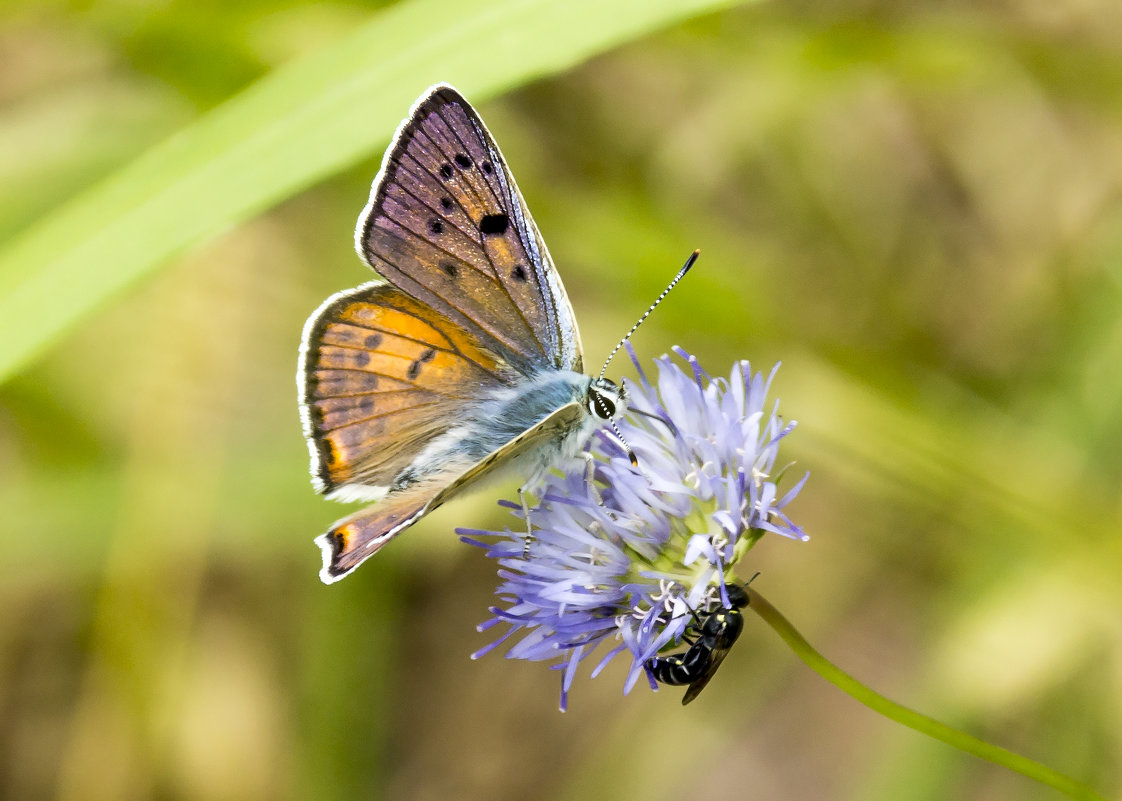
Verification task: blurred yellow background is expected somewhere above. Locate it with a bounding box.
[1,1,1120,800]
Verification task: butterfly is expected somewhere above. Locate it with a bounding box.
[298,84,679,584]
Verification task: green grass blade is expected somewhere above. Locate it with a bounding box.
[0,0,745,383]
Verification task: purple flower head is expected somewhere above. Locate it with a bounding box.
[458,346,808,710]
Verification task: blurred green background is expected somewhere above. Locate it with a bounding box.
[1,0,1120,799]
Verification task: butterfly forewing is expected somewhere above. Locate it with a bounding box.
[357,85,582,375]
[300,282,520,495]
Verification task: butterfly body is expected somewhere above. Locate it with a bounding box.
[299,84,628,583]
[387,370,618,495]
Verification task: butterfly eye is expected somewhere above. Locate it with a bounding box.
[589,391,615,420]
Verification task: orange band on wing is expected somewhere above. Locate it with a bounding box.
[337,294,506,374]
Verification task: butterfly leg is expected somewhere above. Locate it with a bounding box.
[519,486,535,558]
[582,452,605,507]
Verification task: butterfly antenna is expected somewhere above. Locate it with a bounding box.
[609,418,638,467]
[593,391,639,467]
[598,249,700,381]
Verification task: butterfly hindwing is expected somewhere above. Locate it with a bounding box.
[316,491,431,582]
[315,399,588,582]
[356,84,583,375]
[299,281,521,497]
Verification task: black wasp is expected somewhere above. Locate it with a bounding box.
[647,583,750,705]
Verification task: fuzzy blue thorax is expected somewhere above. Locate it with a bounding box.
[396,371,626,495]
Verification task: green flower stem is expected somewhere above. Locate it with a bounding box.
[746,588,1112,801]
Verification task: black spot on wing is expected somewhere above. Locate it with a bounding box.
[511,264,528,282]
[364,333,383,349]
[439,163,454,180]
[480,213,509,235]
[454,152,472,169]
[428,219,444,235]
[328,530,346,559]
[406,348,435,381]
